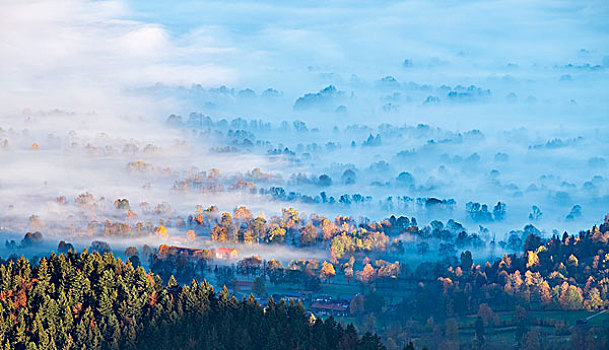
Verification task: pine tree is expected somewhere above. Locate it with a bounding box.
[0,251,388,350]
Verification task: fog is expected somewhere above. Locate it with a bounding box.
[0,0,608,260]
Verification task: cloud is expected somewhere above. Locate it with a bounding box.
[0,0,235,118]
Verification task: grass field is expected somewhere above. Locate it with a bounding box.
[226,271,608,349]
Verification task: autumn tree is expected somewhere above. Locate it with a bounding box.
[320,261,336,282]
[155,225,168,239]
[299,224,319,246]
[356,264,376,283]
[211,225,229,242]
[559,283,583,310]
[186,229,196,241]
[267,223,286,243]
[124,246,138,257]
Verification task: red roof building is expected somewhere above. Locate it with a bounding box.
[310,302,349,316]
[215,247,239,260]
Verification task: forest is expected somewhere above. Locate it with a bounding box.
[2,212,608,349]
[0,250,388,350]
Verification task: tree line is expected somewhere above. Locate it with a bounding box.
[0,250,389,350]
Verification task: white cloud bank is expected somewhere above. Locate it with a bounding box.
[0,0,235,120]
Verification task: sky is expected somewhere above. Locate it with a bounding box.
[1,0,607,115]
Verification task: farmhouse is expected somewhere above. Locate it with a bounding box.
[272,292,307,303]
[309,302,349,317]
[216,247,239,259]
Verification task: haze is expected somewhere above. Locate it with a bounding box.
[0,0,608,254]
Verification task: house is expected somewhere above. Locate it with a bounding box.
[312,295,333,303]
[309,302,350,317]
[215,247,238,260]
[271,292,306,303]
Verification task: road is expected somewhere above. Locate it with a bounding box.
[569,309,607,329]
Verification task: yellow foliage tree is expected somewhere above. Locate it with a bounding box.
[526,250,539,268]
[320,261,336,281]
[155,225,168,239]
[540,280,552,306]
[356,263,375,283]
[211,226,228,242]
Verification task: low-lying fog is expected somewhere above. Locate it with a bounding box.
[1,0,607,261]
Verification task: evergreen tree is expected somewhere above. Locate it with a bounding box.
[0,251,386,350]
